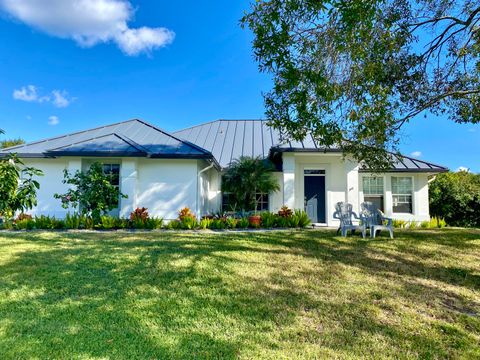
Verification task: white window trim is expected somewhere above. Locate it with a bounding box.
[360,174,386,211]
[391,175,415,215]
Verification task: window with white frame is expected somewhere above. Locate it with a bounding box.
[102,164,120,206]
[362,176,384,211]
[392,176,413,213]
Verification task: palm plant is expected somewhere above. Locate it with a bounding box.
[221,156,280,215]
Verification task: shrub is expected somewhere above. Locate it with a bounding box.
[429,171,480,228]
[178,207,197,229]
[100,215,117,230]
[407,221,418,229]
[210,218,227,230]
[199,218,212,230]
[145,217,163,230]
[278,205,293,218]
[420,221,430,228]
[225,217,238,229]
[392,219,407,228]
[15,218,35,230]
[289,210,311,228]
[261,212,277,228]
[237,217,249,229]
[17,213,33,221]
[276,216,289,228]
[130,207,150,229]
[34,215,55,229]
[65,212,82,229]
[166,220,182,230]
[116,218,130,229]
[178,207,195,221]
[180,216,197,230]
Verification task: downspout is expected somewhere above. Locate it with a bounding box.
[197,161,214,220]
[428,175,437,184]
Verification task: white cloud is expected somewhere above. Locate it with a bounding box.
[48,115,59,125]
[13,85,43,102]
[410,151,422,157]
[13,85,73,107]
[0,0,175,56]
[456,166,469,172]
[52,90,70,108]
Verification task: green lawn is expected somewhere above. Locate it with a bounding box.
[0,229,479,359]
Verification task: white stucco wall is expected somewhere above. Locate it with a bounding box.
[136,159,198,220]
[23,158,76,217]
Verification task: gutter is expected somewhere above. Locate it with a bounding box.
[196,161,215,219]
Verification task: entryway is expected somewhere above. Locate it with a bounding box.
[304,170,326,223]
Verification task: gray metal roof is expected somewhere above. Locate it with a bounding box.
[2,118,448,173]
[173,119,448,172]
[1,119,215,161]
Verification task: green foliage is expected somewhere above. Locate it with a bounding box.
[199,218,212,230]
[242,1,480,169]
[429,171,480,227]
[0,138,25,149]
[210,218,227,230]
[221,157,280,214]
[34,215,64,230]
[225,217,238,229]
[180,216,197,230]
[54,162,127,222]
[0,154,43,219]
[392,219,407,229]
[65,212,82,229]
[237,217,250,229]
[15,218,35,230]
[260,212,277,228]
[100,215,117,230]
[289,210,311,228]
[166,220,182,230]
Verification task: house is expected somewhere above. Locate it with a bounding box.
[1,118,448,225]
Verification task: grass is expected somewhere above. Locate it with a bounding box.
[0,229,479,359]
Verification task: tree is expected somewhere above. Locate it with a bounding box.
[0,154,43,219]
[1,138,25,149]
[222,156,280,214]
[54,162,127,222]
[242,1,480,169]
[429,170,480,227]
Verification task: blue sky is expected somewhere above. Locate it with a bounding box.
[0,0,478,172]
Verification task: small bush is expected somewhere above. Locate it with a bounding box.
[35,215,56,229]
[237,217,249,229]
[407,221,418,229]
[261,212,277,228]
[130,207,149,228]
[15,218,35,230]
[420,221,430,228]
[392,219,407,229]
[180,216,197,230]
[199,218,212,230]
[100,215,117,230]
[278,205,293,218]
[17,213,33,221]
[65,212,81,229]
[166,220,182,230]
[289,210,311,228]
[144,217,163,230]
[178,207,195,221]
[225,217,238,229]
[210,218,227,230]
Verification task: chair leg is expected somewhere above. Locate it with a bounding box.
[372,228,376,239]
[389,228,394,239]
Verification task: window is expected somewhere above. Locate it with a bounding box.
[362,176,384,211]
[392,177,413,213]
[102,164,120,207]
[102,164,120,187]
[222,193,269,212]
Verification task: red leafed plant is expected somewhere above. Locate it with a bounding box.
[178,207,195,221]
[278,205,293,218]
[130,207,149,221]
[16,213,33,221]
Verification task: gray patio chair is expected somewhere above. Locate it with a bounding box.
[333,202,366,238]
[360,201,394,239]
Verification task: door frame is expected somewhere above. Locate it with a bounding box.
[303,167,327,224]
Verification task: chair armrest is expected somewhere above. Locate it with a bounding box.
[352,211,360,220]
[333,211,339,220]
[382,216,393,227]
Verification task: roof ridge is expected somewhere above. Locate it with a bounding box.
[133,119,214,157]
[1,118,140,152]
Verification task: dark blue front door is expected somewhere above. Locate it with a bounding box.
[304,175,326,223]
